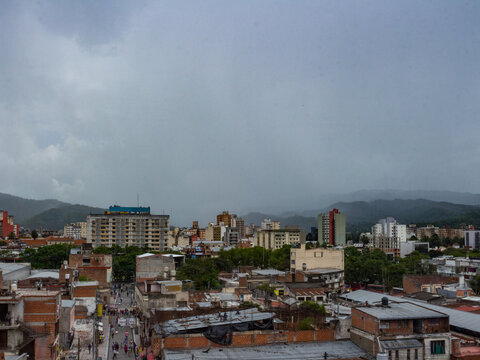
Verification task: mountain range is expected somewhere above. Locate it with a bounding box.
[242,198,480,233]
[0,193,104,230]
[1,190,480,232]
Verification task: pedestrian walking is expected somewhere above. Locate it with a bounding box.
[113,349,118,359]
[124,344,128,354]
[88,343,91,354]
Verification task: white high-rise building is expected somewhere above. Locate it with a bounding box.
[372,217,407,243]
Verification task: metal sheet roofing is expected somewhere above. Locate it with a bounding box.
[26,271,59,280]
[355,302,447,320]
[163,340,373,360]
[381,339,423,350]
[252,269,286,276]
[0,263,29,274]
[340,290,480,336]
[154,308,275,335]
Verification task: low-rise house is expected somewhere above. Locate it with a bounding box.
[59,248,112,286]
[135,280,189,319]
[403,274,458,295]
[136,253,176,281]
[350,299,451,359]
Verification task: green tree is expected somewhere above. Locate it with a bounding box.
[177,258,221,290]
[470,276,480,295]
[20,244,73,269]
[31,230,38,240]
[298,317,316,330]
[8,232,16,240]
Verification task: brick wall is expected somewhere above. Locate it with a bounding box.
[73,285,96,298]
[69,254,83,267]
[152,329,335,356]
[351,308,378,335]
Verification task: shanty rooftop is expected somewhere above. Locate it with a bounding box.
[163,340,373,360]
[355,301,447,320]
[153,308,275,335]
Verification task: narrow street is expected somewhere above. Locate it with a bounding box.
[108,284,139,360]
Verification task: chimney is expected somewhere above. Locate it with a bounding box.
[459,275,465,287]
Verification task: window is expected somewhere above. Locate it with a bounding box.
[414,349,418,360]
[388,351,392,360]
[430,340,445,354]
[395,350,399,359]
[407,349,410,360]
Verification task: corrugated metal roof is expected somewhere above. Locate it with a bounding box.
[381,339,422,350]
[26,271,59,280]
[252,269,285,276]
[0,263,29,274]
[154,308,275,335]
[356,302,447,320]
[340,290,480,336]
[163,340,373,360]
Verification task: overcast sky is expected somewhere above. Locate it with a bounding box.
[0,1,479,225]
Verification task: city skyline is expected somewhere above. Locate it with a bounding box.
[1,1,479,225]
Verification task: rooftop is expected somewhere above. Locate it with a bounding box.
[137,253,155,258]
[0,263,30,274]
[163,340,372,360]
[289,287,325,296]
[16,289,61,297]
[340,290,480,336]
[154,308,275,336]
[355,301,447,320]
[26,270,59,280]
[72,281,99,287]
[62,299,76,308]
[251,269,286,276]
[381,339,422,350]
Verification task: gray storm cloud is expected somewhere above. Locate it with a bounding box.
[0,1,479,225]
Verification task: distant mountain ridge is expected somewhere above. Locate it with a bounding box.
[0,192,104,230]
[22,204,105,230]
[0,192,68,223]
[2,189,480,232]
[243,199,480,233]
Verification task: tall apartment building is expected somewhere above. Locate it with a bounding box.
[0,210,19,239]
[372,217,407,242]
[318,209,346,246]
[63,222,87,239]
[86,206,169,250]
[224,227,239,246]
[255,229,302,250]
[217,211,232,226]
[464,230,480,250]
[232,217,245,238]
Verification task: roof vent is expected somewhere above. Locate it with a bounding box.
[382,297,389,306]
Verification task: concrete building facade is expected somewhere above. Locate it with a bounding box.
[255,229,302,250]
[290,244,344,272]
[318,209,346,246]
[86,206,169,250]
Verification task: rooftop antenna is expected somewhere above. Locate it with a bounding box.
[137,193,140,207]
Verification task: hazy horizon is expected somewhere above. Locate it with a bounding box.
[1,1,479,225]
